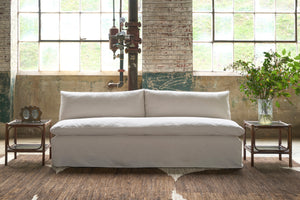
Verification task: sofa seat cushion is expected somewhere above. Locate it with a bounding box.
[51,117,244,137]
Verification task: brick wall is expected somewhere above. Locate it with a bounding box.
[0,0,16,132]
[0,0,11,72]
[142,0,193,90]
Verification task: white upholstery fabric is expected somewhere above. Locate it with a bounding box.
[59,90,145,120]
[52,135,243,168]
[52,89,243,168]
[145,90,231,119]
[50,117,244,137]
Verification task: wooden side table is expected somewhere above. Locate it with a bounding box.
[5,119,52,166]
[243,121,292,167]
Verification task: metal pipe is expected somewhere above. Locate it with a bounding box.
[129,0,138,22]
[108,49,124,88]
[108,0,141,89]
[108,0,123,88]
[127,0,140,90]
[120,0,122,31]
[113,0,115,27]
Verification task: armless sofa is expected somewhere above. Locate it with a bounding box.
[50,89,244,168]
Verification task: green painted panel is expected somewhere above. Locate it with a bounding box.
[0,95,10,122]
[142,72,193,91]
[0,72,12,122]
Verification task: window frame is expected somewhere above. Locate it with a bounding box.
[193,0,299,72]
[17,0,143,73]
[37,0,109,43]
[211,0,298,43]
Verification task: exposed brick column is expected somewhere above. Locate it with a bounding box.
[0,0,17,137]
[142,0,193,90]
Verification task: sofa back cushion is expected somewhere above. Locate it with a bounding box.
[144,90,231,119]
[59,90,145,120]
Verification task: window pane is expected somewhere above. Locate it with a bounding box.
[213,43,233,71]
[81,14,101,40]
[193,43,212,71]
[215,0,233,12]
[234,0,253,11]
[276,43,297,56]
[138,43,142,71]
[101,43,128,71]
[19,0,38,12]
[81,0,100,11]
[255,43,275,65]
[40,43,59,71]
[19,14,38,41]
[41,14,59,40]
[255,0,275,12]
[298,15,300,42]
[60,43,80,71]
[60,14,80,40]
[110,0,141,13]
[19,42,38,71]
[81,43,101,71]
[276,0,294,12]
[122,0,129,12]
[234,14,254,40]
[41,0,59,12]
[61,0,80,11]
[139,13,143,39]
[276,14,295,41]
[102,0,120,12]
[101,14,114,40]
[193,0,212,12]
[255,14,275,40]
[215,14,233,40]
[139,0,143,12]
[193,14,212,41]
[234,43,254,61]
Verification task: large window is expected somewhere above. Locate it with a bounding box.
[193,0,299,71]
[18,0,142,72]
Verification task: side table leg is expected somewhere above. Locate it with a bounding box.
[42,125,45,166]
[5,124,8,166]
[14,127,17,159]
[279,129,282,161]
[243,124,246,160]
[288,126,292,167]
[251,126,255,167]
[49,125,52,159]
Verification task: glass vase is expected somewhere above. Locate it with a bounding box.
[258,99,273,125]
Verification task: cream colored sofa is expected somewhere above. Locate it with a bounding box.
[50,89,244,168]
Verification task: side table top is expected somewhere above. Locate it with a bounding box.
[7,119,51,126]
[244,120,291,128]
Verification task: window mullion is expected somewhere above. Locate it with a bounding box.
[38,0,41,41]
[100,0,102,72]
[59,0,61,71]
[212,0,215,42]
[295,0,298,43]
[79,0,82,72]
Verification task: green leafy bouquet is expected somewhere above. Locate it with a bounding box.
[225,49,300,107]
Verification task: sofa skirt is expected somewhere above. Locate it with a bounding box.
[51,135,243,168]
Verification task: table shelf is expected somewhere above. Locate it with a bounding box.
[245,145,289,154]
[7,144,50,152]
